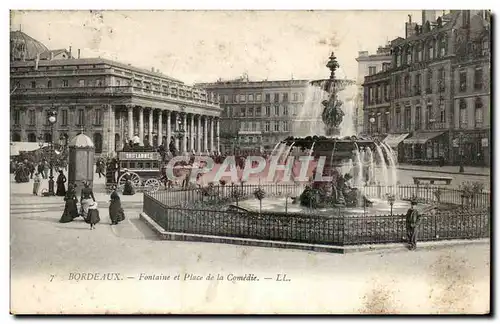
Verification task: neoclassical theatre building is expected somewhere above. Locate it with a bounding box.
[10,31,222,155]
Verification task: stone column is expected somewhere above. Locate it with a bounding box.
[190,114,195,152]
[182,113,187,153]
[203,116,208,153]
[108,104,115,153]
[197,115,202,153]
[210,117,215,152]
[148,108,153,146]
[216,117,220,153]
[174,113,179,151]
[158,110,163,146]
[127,105,134,140]
[138,106,144,144]
[166,111,171,148]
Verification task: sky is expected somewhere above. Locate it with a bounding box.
[10,10,421,85]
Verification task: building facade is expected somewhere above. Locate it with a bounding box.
[363,10,491,165]
[196,78,308,153]
[10,31,222,156]
[355,45,392,135]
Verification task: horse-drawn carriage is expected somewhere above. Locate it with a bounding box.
[105,150,163,193]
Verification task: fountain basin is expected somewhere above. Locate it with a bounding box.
[231,197,431,217]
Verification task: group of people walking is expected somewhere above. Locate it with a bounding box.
[59,181,126,230]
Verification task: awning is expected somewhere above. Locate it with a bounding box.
[383,133,409,148]
[10,142,48,156]
[403,132,445,145]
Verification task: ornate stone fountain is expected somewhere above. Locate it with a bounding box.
[281,52,378,208]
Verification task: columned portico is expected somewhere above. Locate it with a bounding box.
[190,114,195,152]
[148,108,153,146]
[182,113,187,153]
[197,115,202,153]
[127,105,134,141]
[215,117,220,153]
[157,110,163,146]
[203,116,208,152]
[210,116,214,152]
[166,111,172,147]
[138,106,144,144]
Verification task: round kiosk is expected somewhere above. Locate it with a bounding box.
[68,133,95,196]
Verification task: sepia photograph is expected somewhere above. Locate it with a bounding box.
[8,5,492,315]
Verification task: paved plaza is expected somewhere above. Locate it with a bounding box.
[10,166,491,314]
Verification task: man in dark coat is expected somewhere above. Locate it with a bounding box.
[56,169,67,196]
[405,198,421,250]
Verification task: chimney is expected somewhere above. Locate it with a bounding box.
[78,49,80,59]
[69,46,72,59]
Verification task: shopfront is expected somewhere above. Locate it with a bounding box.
[402,131,448,165]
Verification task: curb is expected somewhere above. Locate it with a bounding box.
[398,167,490,177]
[139,212,490,254]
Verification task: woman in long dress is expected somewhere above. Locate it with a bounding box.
[109,185,125,225]
[85,201,100,230]
[56,170,67,196]
[122,169,135,195]
[59,183,79,223]
[80,181,96,219]
[32,172,42,195]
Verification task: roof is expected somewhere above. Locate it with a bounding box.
[68,133,94,148]
[39,49,71,60]
[11,57,183,84]
[10,141,49,156]
[10,31,49,61]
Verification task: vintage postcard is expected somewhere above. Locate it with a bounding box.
[9,9,491,314]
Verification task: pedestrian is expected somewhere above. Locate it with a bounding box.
[80,181,96,219]
[122,169,135,195]
[43,160,49,179]
[32,172,42,195]
[59,183,79,223]
[37,162,44,179]
[56,169,67,196]
[405,198,421,250]
[85,200,100,230]
[109,185,125,225]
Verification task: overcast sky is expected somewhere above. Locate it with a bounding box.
[10,10,420,85]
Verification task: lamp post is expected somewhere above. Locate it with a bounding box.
[369,117,376,136]
[458,132,465,173]
[47,110,57,195]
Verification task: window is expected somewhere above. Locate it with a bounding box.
[232,94,237,103]
[248,94,254,102]
[62,80,69,87]
[282,121,288,132]
[482,38,490,56]
[240,108,246,117]
[404,75,410,96]
[265,94,270,102]
[274,105,280,116]
[474,68,483,90]
[404,106,411,130]
[79,79,85,87]
[394,75,400,98]
[415,106,421,130]
[426,103,433,128]
[426,69,433,93]
[255,94,261,102]
[368,66,376,75]
[428,41,434,60]
[47,80,52,88]
[293,92,298,102]
[376,85,381,103]
[256,107,261,116]
[438,68,445,92]
[475,98,483,128]
[439,100,446,123]
[31,81,36,89]
[283,93,288,102]
[265,121,270,132]
[61,109,68,126]
[414,74,421,95]
[396,53,401,67]
[274,93,279,102]
[240,121,247,131]
[395,107,401,129]
[77,109,85,125]
[13,110,20,125]
[248,107,254,117]
[459,99,467,128]
[224,95,229,103]
[406,48,412,64]
[369,87,374,104]
[283,105,289,115]
[416,43,423,61]
[94,109,102,125]
[439,37,447,57]
[116,80,121,87]
[384,84,389,101]
[459,70,467,92]
[274,121,280,132]
[265,106,270,116]
[28,109,35,125]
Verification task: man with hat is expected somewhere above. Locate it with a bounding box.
[405,197,421,250]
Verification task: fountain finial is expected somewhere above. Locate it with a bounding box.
[326,52,339,80]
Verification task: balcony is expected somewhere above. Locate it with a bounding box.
[10,86,220,108]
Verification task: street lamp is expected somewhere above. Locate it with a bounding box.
[47,110,57,196]
[369,116,376,135]
[458,132,465,173]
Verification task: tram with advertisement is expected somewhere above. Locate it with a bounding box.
[113,150,163,193]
